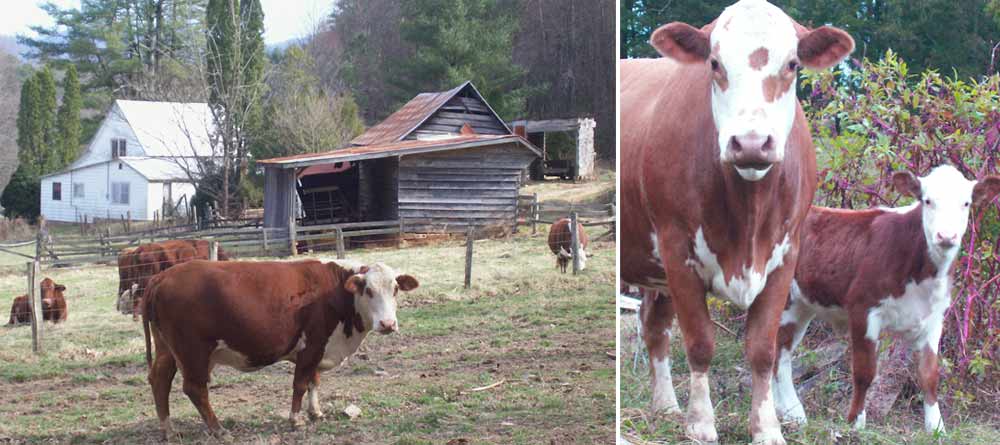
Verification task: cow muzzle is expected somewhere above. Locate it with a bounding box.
[726,133,778,181]
[376,319,398,335]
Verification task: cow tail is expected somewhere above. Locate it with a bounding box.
[142,310,153,368]
[141,276,159,369]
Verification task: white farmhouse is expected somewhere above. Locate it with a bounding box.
[40,100,216,222]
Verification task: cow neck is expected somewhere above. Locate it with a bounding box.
[890,205,942,287]
[705,159,793,277]
[324,267,367,338]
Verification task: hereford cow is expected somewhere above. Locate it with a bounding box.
[620,1,853,443]
[773,166,1000,433]
[142,259,419,440]
[123,239,228,320]
[547,218,589,273]
[7,278,67,325]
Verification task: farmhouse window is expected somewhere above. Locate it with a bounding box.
[111,139,127,158]
[52,182,62,201]
[73,183,84,198]
[112,182,130,205]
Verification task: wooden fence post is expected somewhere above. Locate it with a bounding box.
[531,193,539,235]
[464,224,474,289]
[209,241,219,261]
[571,212,581,275]
[261,228,269,255]
[26,261,40,353]
[335,228,345,259]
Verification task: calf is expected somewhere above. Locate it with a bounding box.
[620,1,853,443]
[773,165,1000,433]
[115,247,139,315]
[7,278,67,325]
[142,259,419,440]
[547,218,589,273]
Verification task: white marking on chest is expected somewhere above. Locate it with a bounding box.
[649,232,663,265]
[318,324,369,371]
[686,227,790,309]
[865,276,950,348]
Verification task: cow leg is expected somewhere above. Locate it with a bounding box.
[914,316,945,433]
[289,365,316,428]
[847,310,879,429]
[177,347,228,438]
[148,331,180,441]
[638,289,680,414]
[306,371,325,420]
[744,264,795,445]
[772,288,815,425]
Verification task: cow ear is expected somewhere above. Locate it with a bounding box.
[892,171,921,198]
[650,22,711,64]
[797,26,854,70]
[973,176,1000,206]
[345,276,365,294]
[396,274,419,292]
[55,285,66,292]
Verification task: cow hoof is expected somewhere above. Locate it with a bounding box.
[209,428,234,443]
[289,416,306,429]
[751,430,786,445]
[685,420,718,443]
[654,404,682,416]
[307,410,325,421]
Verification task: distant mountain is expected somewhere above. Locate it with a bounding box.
[267,37,305,53]
[0,35,31,60]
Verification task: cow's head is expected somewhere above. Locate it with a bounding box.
[39,278,65,308]
[343,263,419,335]
[894,165,1000,260]
[650,0,854,181]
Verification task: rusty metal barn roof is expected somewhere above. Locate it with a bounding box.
[349,81,511,146]
[259,134,541,169]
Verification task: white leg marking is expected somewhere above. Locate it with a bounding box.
[307,384,324,419]
[772,347,806,424]
[651,355,681,414]
[924,402,944,433]
[752,382,785,445]
[685,371,718,442]
[865,310,882,343]
[852,410,866,430]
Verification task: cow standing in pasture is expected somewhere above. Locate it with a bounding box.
[118,239,229,320]
[142,259,419,440]
[620,0,853,443]
[547,218,589,273]
[773,166,1000,433]
[7,278,68,325]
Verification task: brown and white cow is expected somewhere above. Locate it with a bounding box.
[142,259,418,440]
[773,165,1000,433]
[7,278,67,325]
[122,239,228,319]
[620,1,853,443]
[547,218,589,273]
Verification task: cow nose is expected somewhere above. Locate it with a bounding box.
[378,319,398,333]
[936,232,958,247]
[727,133,776,169]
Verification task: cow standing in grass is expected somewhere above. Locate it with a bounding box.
[619,1,854,443]
[142,259,418,440]
[119,239,228,320]
[7,278,67,325]
[547,218,589,273]
[773,166,1000,433]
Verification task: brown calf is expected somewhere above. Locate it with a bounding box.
[547,218,589,273]
[142,259,418,440]
[7,278,67,325]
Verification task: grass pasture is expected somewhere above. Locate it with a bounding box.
[618,310,1000,445]
[0,233,615,444]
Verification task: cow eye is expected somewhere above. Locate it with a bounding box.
[964,201,970,207]
[924,198,931,206]
[787,60,799,72]
[710,59,720,72]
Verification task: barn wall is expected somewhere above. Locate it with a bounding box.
[407,95,508,140]
[374,157,398,220]
[398,143,536,233]
[263,167,293,229]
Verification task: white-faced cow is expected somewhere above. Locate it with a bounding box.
[142,259,419,440]
[773,165,1000,433]
[620,1,854,443]
[547,218,590,273]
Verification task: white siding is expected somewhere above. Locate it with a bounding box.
[69,104,144,169]
[40,161,150,222]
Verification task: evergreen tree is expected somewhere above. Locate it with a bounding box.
[15,75,41,176]
[35,66,60,173]
[0,165,40,220]
[57,65,82,168]
[393,0,531,120]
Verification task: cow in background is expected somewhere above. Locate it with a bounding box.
[119,239,229,320]
[7,278,68,325]
[547,218,589,273]
[620,1,854,443]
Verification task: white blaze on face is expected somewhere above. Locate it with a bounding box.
[341,262,420,335]
[711,0,800,170]
[916,165,977,263]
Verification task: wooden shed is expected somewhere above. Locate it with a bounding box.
[260,81,541,234]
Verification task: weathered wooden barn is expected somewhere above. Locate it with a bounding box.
[260,81,541,233]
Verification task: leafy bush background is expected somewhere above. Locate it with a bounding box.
[801,51,1000,401]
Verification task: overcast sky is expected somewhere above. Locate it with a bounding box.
[0,0,334,45]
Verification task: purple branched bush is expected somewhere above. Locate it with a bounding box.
[801,50,1000,401]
